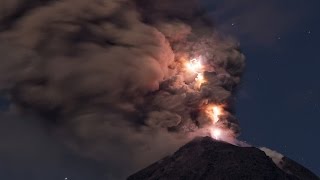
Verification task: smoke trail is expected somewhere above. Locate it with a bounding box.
[260,147,284,169]
[0,0,245,178]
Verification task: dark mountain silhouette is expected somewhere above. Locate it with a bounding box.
[128,137,319,180]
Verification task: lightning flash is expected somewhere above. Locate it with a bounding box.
[186,58,203,73]
[185,57,206,88]
[185,57,229,140]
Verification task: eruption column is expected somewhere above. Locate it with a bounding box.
[206,105,225,140]
[186,57,227,140]
[0,0,245,177]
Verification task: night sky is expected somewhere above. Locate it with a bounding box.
[0,0,319,179]
[207,0,320,175]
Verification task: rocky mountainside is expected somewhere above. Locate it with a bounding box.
[128,137,319,180]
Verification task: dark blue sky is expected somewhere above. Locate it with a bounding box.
[207,0,320,175]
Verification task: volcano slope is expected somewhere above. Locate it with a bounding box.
[128,137,319,180]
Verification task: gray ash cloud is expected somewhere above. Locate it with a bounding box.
[0,0,245,178]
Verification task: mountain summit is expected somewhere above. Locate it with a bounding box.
[128,137,318,180]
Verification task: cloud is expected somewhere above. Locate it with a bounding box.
[0,0,245,178]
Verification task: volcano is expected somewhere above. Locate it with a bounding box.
[127,137,318,180]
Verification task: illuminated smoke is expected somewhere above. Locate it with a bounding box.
[211,127,222,140]
[211,105,224,124]
[186,58,203,73]
[184,57,231,140]
[0,0,245,178]
[195,73,206,89]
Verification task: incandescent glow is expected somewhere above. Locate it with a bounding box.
[196,73,204,82]
[195,73,206,88]
[184,57,229,141]
[186,58,203,73]
[211,128,222,140]
[186,57,206,88]
[205,104,224,124]
[212,105,223,123]
[205,104,227,140]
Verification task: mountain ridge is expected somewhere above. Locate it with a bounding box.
[127,136,319,180]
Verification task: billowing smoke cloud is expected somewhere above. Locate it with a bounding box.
[260,147,284,169]
[0,0,245,178]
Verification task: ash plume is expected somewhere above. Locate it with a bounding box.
[0,0,245,178]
